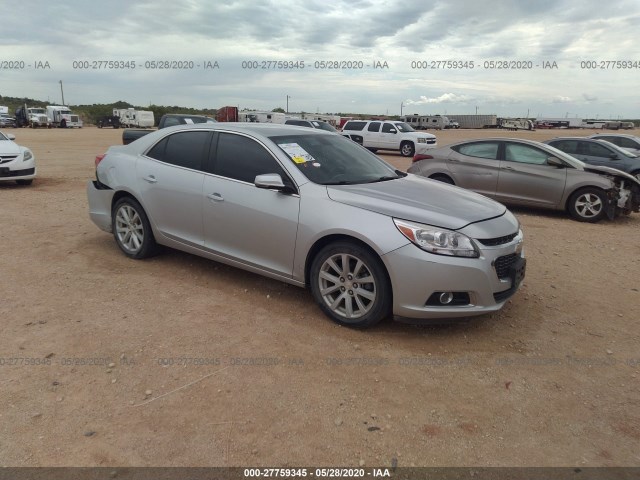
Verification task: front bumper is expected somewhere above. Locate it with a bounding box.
[0,156,36,181]
[87,180,115,232]
[384,231,525,322]
[415,142,437,155]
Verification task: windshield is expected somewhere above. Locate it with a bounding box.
[315,122,337,133]
[271,134,402,185]
[598,140,638,158]
[393,122,414,133]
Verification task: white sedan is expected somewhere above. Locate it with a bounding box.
[0,131,36,185]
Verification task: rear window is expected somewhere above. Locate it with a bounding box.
[146,131,210,170]
[343,121,366,131]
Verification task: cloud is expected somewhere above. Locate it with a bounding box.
[405,93,473,105]
[582,93,598,102]
[552,96,572,103]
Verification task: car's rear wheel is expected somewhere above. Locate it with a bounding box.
[430,174,455,185]
[310,242,391,328]
[568,188,607,222]
[631,170,640,181]
[16,179,33,186]
[400,141,415,157]
[112,197,158,259]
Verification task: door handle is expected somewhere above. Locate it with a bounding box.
[143,175,157,183]
[207,193,224,202]
[501,166,514,170]
[448,158,460,162]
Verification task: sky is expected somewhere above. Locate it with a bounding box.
[1,0,639,119]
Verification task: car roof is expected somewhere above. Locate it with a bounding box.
[590,133,639,138]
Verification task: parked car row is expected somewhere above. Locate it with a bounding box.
[408,137,640,223]
[85,120,640,327]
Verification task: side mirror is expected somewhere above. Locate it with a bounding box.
[7,134,16,140]
[388,129,397,134]
[609,153,619,160]
[255,173,296,194]
[547,156,564,167]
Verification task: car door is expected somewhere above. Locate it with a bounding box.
[202,132,300,277]
[379,122,399,150]
[447,141,501,198]
[365,121,382,148]
[496,142,566,207]
[136,130,211,246]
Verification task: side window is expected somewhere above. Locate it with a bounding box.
[213,133,289,184]
[454,142,499,160]
[614,137,638,149]
[550,140,578,155]
[368,122,381,132]
[343,121,366,131]
[162,117,181,127]
[584,142,612,158]
[504,143,549,165]
[381,123,396,133]
[146,131,210,171]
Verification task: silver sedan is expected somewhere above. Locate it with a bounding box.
[88,124,525,327]
[408,138,640,223]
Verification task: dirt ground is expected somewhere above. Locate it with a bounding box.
[0,126,639,468]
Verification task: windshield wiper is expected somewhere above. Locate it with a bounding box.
[323,180,363,185]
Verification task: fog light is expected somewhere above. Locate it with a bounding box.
[439,292,454,304]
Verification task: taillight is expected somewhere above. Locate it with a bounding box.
[95,154,106,167]
[412,154,433,163]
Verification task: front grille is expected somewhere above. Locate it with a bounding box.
[0,156,18,164]
[494,253,518,279]
[71,116,79,122]
[426,139,436,144]
[478,232,518,247]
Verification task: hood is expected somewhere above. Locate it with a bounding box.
[326,174,506,230]
[582,164,640,186]
[0,140,21,155]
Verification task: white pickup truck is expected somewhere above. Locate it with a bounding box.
[342,120,436,157]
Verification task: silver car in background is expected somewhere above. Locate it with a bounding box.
[87,124,525,327]
[408,138,640,223]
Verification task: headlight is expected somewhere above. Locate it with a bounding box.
[417,138,427,143]
[23,150,33,161]
[394,219,479,258]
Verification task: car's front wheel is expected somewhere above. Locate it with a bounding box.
[310,241,391,328]
[112,197,158,259]
[400,141,415,157]
[568,188,607,222]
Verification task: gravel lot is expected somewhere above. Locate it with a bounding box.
[1,127,639,467]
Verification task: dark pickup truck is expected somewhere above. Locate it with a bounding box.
[122,114,217,145]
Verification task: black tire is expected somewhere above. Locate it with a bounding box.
[111,197,159,259]
[16,179,33,186]
[60,120,67,128]
[97,122,103,128]
[430,174,455,185]
[309,241,391,328]
[400,141,415,157]
[630,170,640,182]
[567,187,607,222]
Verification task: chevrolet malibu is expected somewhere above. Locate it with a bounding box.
[87,124,525,328]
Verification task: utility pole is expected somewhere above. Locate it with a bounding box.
[59,80,65,105]
[286,95,291,113]
[400,102,404,116]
